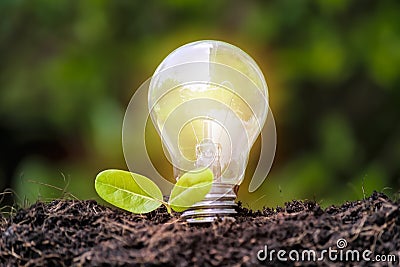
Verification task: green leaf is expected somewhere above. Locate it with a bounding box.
[169,168,213,212]
[95,169,163,213]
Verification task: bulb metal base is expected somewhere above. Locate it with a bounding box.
[181,183,237,223]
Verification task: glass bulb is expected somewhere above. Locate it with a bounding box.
[148,40,269,222]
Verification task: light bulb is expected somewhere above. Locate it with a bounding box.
[148,40,269,222]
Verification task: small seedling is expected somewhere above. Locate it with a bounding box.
[95,168,213,214]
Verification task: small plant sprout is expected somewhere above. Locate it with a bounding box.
[95,168,213,214]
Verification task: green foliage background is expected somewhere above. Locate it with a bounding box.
[1,0,399,209]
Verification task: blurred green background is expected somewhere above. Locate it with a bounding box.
[1,0,399,210]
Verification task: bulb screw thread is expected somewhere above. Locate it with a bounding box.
[181,183,237,223]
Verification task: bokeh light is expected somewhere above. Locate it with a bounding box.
[1,0,399,209]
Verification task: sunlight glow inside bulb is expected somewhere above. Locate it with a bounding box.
[148,40,269,222]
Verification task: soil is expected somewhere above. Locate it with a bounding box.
[0,192,399,266]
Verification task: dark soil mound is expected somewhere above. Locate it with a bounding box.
[0,192,399,266]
